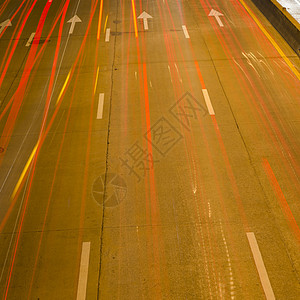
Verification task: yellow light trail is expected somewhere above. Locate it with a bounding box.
[97,0,104,40]
[11,142,39,200]
[238,0,300,81]
[11,68,71,200]
[56,71,71,106]
[131,0,138,38]
[94,66,99,94]
[103,15,108,33]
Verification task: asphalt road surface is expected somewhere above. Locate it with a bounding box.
[0,0,300,299]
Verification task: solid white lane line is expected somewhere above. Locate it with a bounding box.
[182,25,190,38]
[105,28,110,42]
[97,93,104,119]
[26,32,35,47]
[202,89,215,115]
[246,233,275,300]
[76,242,91,300]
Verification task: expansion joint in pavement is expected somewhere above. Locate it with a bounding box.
[97,1,119,299]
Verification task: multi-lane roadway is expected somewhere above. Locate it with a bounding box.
[0,0,299,299]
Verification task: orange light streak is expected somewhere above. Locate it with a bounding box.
[27,51,84,300]
[0,3,65,124]
[97,0,103,40]
[0,0,38,87]
[0,0,27,38]
[0,0,100,236]
[0,0,51,168]
[263,158,300,243]
[3,0,65,297]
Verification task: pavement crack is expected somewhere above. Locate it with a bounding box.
[97,1,119,299]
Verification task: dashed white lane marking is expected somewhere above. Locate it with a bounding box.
[174,63,182,83]
[202,89,215,115]
[182,25,190,38]
[97,93,104,119]
[0,19,12,35]
[105,28,110,42]
[76,242,91,300]
[26,32,35,47]
[246,233,275,300]
[168,65,173,83]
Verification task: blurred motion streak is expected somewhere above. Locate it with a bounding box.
[0,0,38,87]
[263,158,300,243]
[2,0,69,297]
[97,0,103,40]
[0,0,27,38]
[131,0,138,37]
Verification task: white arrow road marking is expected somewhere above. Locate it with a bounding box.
[246,233,275,300]
[67,15,82,34]
[137,11,153,30]
[26,32,35,47]
[208,9,224,27]
[105,28,110,42]
[182,25,190,39]
[97,93,104,119]
[202,89,215,115]
[0,19,12,35]
[76,242,91,300]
